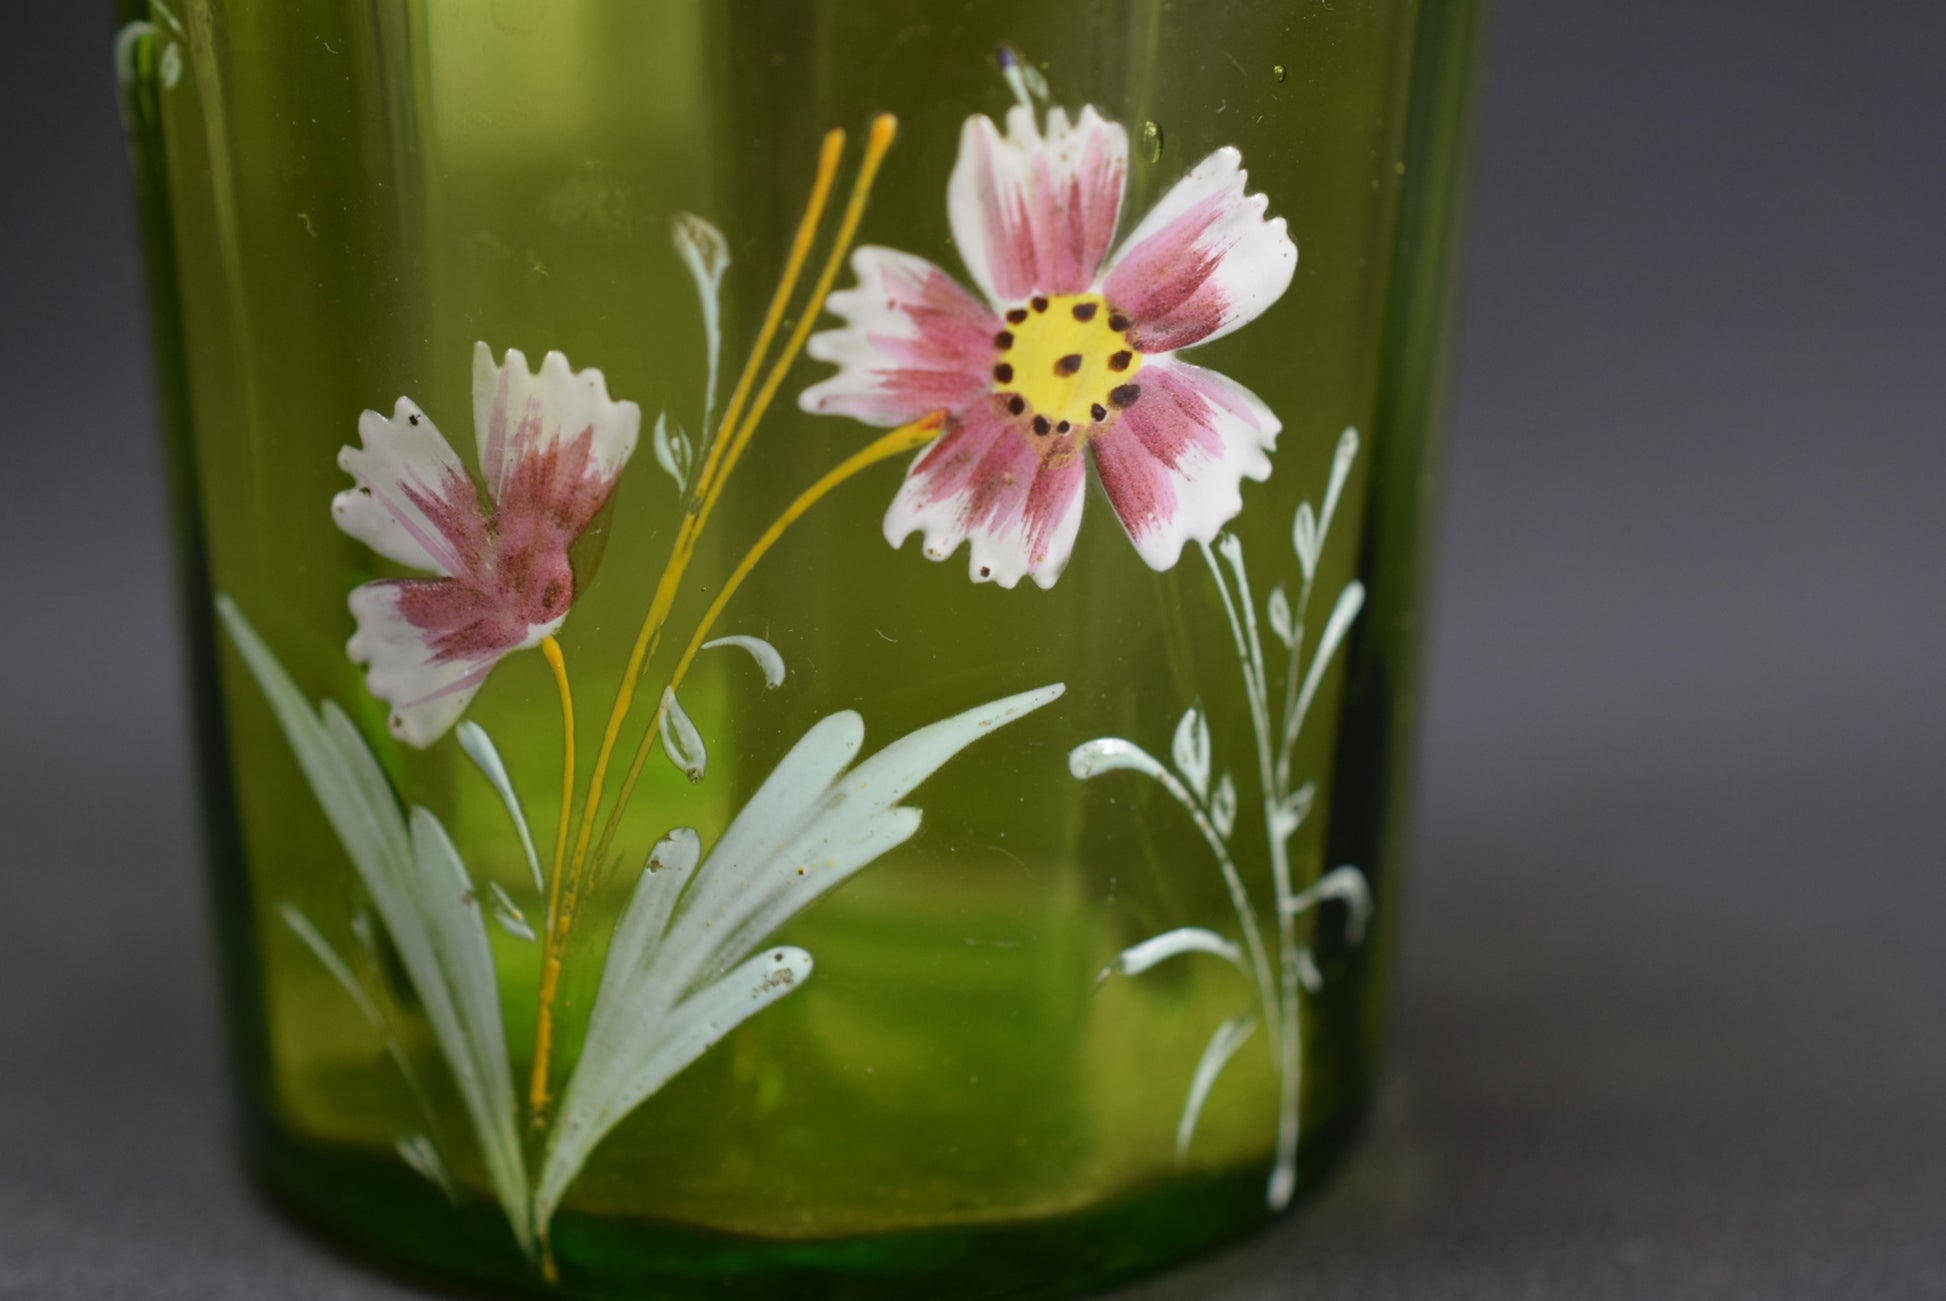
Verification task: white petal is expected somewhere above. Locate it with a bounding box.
[346,581,557,749]
[332,398,480,577]
[947,103,1129,303]
[1100,146,1297,353]
[1089,357,1280,573]
[471,341,641,505]
[881,400,1088,590]
[799,246,1000,428]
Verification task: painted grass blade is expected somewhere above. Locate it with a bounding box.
[703,634,786,688]
[217,597,531,1255]
[537,682,1065,1242]
[1177,1015,1257,1162]
[457,721,543,892]
[1099,927,1246,983]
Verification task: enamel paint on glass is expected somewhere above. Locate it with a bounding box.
[117,3,1477,1296]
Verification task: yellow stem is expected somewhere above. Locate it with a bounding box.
[570,115,900,909]
[704,115,900,534]
[589,412,944,870]
[527,635,574,1119]
[525,127,850,1113]
[582,115,903,873]
[690,127,847,510]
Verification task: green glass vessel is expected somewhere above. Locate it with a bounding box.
[117,1,1477,1296]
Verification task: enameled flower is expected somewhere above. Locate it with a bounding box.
[800,102,1297,588]
[333,343,640,746]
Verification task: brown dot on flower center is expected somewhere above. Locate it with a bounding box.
[992,291,1145,429]
[1032,415,1052,435]
[1090,403,1108,422]
[1108,311,1130,332]
[1109,383,1141,409]
[1007,394,1026,415]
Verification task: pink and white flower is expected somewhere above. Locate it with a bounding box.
[800,102,1297,588]
[333,343,640,746]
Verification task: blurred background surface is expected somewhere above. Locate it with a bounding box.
[3,2,1942,1297]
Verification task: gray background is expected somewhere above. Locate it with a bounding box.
[5,1,1943,1298]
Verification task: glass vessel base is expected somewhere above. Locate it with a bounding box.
[246,1101,1367,1300]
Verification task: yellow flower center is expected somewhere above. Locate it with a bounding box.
[992,292,1145,436]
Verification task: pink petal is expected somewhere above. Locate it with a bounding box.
[472,343,640,507]
[1099,147,1297,354]
[1088,358,1280,571]
[800,247,1002,427]
[883,394,1088,589]
[948,105,1128,304]
[347,578,564,748]
[333,398,491,578]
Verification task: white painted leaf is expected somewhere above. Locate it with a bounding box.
[456,721,543,892]
[1283,865,1374,945]
[1266,585,1295,648]
[394,1133,458,1202]
[486,881,535,942]
[1288,581,1366,747]
[1068,736,1169,783]
[658,686,707,783]
[1177,1016,1257,1163]
[1171,706,1211,802]
[703,634,786,688]
[403,804,528,1240]
[1318,426,1360,551]
[1069,736,1247,939]
[651,412,692,494]
[216,598,531,1257]
[997,45,1048,106]
[1297,947,1324,993]
[1210,772,1238,840]
[1293,501,1319,579]
[1215,533,1269,699]
[281,903,384,1030]
[285,902,440,1148]
[1098,927,1246,984]
[1271,781,1317,843]
[672,212,729,432]
[537,681,1066,1239]
[649,826,701,874]
[113,21,158,89]
[597,828,700,994]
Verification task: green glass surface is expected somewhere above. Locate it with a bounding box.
[118,1,1478,1296]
